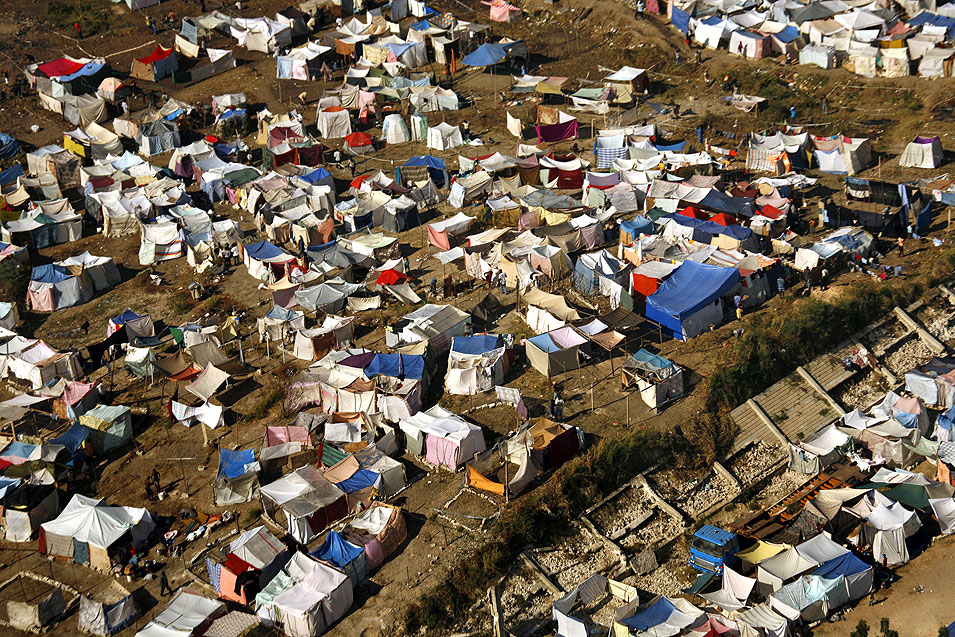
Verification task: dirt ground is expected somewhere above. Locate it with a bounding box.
[2,0,955,634]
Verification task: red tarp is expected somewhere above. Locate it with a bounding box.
[632,273,661,297]
[345,132,372,147]
[376,269,407,286]
[709,213,737,226]
[760,204,785,220]
[37,58,86,78]
[136,46,175,65]
[679,206,708,220]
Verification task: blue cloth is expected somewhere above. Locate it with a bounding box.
[938,405,955,432]
[621,216,655,236]
[451,334,501,355]
[672,6,691,33]
[335,469,380,493]
[30,263,71,283]
[404,155,446,170]
[631,348,673,372]
[244,241,286,260]
[311,531,364,569]
[1,441,36,459]
[646,261,739,339]
[218,448,255,479]
[0,133,19,160]
[300,167,332,184]
[666,214,752,240]
[527,333,562,353]
[265,305,300,321]
[110,309,143,326]
[698,190,756,217]
[363,353,425,380]
[50,423,91,454]
[462,43,508,67]
[813,552,870,579]
[58,62,106,83]
[0,163,24,186]
[654,141,686,152]
[893,410,918,429]
[621,597,679,631]
[916,199,933,234]
[775,25,800,43]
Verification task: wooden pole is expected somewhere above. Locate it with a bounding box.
[626,393,630,426]
[202,424,209,446]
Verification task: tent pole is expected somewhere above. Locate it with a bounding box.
[202,423,210,446]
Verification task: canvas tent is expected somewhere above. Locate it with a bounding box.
[136,591,223,635]
[526,326,590,377]
[398,406,486,469]
[899,136,943,168]
[77,590,139,635]
[271,559,352,637]
[620,348,685,409]
[427,213,474,250]
[317,106,352,138]
[445,334,508,395]
[426,122,463,150]
[130,47,178,82]
[39,494,154,572]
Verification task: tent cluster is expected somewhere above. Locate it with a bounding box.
[670,0,955,78]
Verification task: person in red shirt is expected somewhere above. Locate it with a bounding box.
[73,22,83,39]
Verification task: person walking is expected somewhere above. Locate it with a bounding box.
[897,236,905,257]
[804,270,813,295]
[820,267,829,290]
[552,386,564,421]
[694,49,701,65]
[498,270,507,295]
[777,276,785,297]
[73,22,83,39]
[789,105,796,120]
[160,571,174,597]
[635,0,645,18]
[821,96,828,116]
[430,276,438,297]
[674,49,682,65]
[461,119,471,141]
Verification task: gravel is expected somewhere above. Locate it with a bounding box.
[922,304,955,343]
[837,372,888,411]
[885,338,934,375]
[620,511,685,552]
[591,487,654,538]
[680,473,739,518]
[729,442,786,486]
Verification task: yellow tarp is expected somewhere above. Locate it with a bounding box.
[736,540,790,565]
[467,464,506,496]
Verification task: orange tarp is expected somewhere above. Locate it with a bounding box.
[467,464,505,496]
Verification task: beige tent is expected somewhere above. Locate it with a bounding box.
[521,288,581,334]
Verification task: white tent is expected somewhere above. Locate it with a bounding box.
[398,405,486,469]
[700,566,756,611]
[899,136,943,168]
[41,494,154,572]
[317,107,351,139]
[231,18,292,53]
[135,591,224,636]
[272,560,353,637]
[426,122,463,150]
[381,114,410,144]
[859,502,922,565]
[140,221,183,265]
[756,546,818,595]
[260,466,347,543]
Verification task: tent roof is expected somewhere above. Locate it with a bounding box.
[40,494,150,548]
[136,46,175,65]
[462,42,507,66]
[646,261,739,319]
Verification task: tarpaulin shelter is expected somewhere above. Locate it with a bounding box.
[344,503,406,570]
[137,120,180,157]
[270,558,352,637]
[645,260,740,340]
[398,406,486,469]
[462,43,508,67]
[317,106,352,139]
[130,47,179,82]
[813,136,872,175]
[311,531,369,582]
[858,501,922,565]
[521,287,582,333]
[505,417,579,473]
[79,405,132,453]
[139,221,183,265]
[77,590,139,635]
[260,465,348,543]
[292,316,355,361]
[215,447,260,506]
[757,546,818,595]
[445,334,508,395]
[231,17,292,53]
[277,42,332,80]
[3,484,59,542]
[621,348,685,409]
[535,112,578,144]
[27,263,93,312]
[64,122,123,160]
[26,145,80,188]
[344,131,374,155]
[96,77,130,103]
[206,525,287,604]
[136,591,224,635]
[381,114,410,144]
[396,155,449,187]
[812,552,873,601]
[0,301,18,332]
[39,494,154,571]
[526,326,589,377]
[427,212,474,250]
[899,136,943,168]
[426,122,463,150]
[617,596,705,635]
[243,241,296,281]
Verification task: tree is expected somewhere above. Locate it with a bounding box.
[851,620,869,637]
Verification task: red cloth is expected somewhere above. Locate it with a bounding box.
[679,206,707,220]
[632,273,660,297]
[344,132,372,147]
[136,46,175,64]
[709,213,737,226]
[760,204,785,220]
[37,58,85,77]
[376,269,407,286]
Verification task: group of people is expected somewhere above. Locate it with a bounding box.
[484,268,509,295]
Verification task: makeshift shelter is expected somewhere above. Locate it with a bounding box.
[292,316,355,361]
[445,334,508,395]
[312,531,369,582]
[812,552,873,601]
[521,287,582,333]
[27,263,93,312]
[215,448,260,506]
[271,559,352,637]
[317,106,351,139]
[277,42,331,80]
[427,212,474,250]
[137,120,180,157]
[535,111,578,144]
[78,405,132,453]
[136,591,224,636]
[757,546,818,595]
[130,47,178,82]
[139,221,183,265]
[344,503,407,570]
[859,502,922,565]
[207,525,287,604]
[621,348,685,409]
[3,484,60,542]
[39,494,154,572]
[899,136,943,168]
[77,589,139,635]
[243,241,296,281]
[396,155,448,187]
[385,304,471,354]
[232,17,293,53]
[398,406,486,469]
[343,131,373,155]
[381,115,410,144]
[526,326,589,377]
[645,260,739,340]
[617,596,705,636]
[260,466,348,543]
[426,122,464,150]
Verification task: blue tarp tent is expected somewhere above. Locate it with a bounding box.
[396,155,448,186]
[0,164,24,186]
[218,448,256,479]
[654,141,686,152]
[50,423,92,454]
[462,43,508,67]
[243,241,287,260]
[311,531,368,580]
[335,469,380,493]
[451,334,501,355]
[698,190,756,218]
[916,200,933,234]
[364,353,425,380]
[645,261,739,340]
[31,264,71,283]
[299,166,332,184]
[621,216,655,237]
[620,597,683,631]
